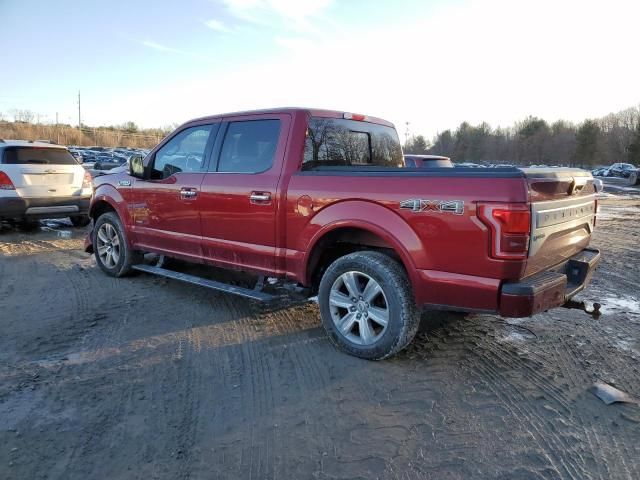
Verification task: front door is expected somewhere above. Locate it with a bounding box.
[131,123,218,260]
[198,114,290,274]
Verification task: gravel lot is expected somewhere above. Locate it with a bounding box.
[1,179,639,480]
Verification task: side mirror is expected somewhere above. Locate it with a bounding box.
[129,155,145,178]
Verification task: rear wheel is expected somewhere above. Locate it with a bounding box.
[70,215,91,227]
[93,212,142,277]
[318,251,420,360]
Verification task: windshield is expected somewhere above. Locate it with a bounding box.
[2,147,78,165]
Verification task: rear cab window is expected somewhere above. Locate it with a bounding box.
[303,117,403,170]
[2,147,78,165]
[217,119,281,173]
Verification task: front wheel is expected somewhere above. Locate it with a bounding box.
[318,251,420,360]
[93,212,143,277]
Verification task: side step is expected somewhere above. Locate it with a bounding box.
[131,264,278,302]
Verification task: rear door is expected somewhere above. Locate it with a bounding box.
[198,113,290,274]
[131,123,218,259]
[2,146,84,197]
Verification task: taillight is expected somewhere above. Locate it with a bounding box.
[82,171,93,189]
[0,171,15,190]
[478,203,531,259]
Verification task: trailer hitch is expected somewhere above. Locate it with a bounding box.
[563,299,601,319]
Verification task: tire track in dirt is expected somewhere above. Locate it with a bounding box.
[544,318,640,480]
[441,319,588,479]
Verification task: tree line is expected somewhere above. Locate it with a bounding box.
[0,114,172,149]
[404,104,640,167]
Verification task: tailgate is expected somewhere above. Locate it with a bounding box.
[14,165,82,197]
[522,168,596,277]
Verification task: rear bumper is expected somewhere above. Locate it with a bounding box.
[499,248,601,317]
[0,196,90,220]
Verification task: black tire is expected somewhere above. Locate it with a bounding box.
[93,212,143,277]
[70,215,91,227]
[94,162,102,170]
[318,251,420,360]
[15,219,40,231]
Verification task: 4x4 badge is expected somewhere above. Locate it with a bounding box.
[400,199,464,215]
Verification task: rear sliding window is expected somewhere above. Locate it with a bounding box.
[303,118,403,170]
[2,147,78,165]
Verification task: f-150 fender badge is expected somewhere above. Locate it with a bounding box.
[400,199,465,215]
[118,180,132,187]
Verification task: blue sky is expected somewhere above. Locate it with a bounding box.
[1,0,639,138]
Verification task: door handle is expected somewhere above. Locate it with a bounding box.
[250,192,271,204]
[180,188,198,199]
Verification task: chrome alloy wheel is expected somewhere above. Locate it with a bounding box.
[329,271,389,345]
[96,223,121,268]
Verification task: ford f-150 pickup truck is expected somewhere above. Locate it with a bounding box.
[85,108,600,359]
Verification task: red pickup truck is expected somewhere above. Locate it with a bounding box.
[85,108,600,359]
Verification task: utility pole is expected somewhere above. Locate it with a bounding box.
[404,122,410,146]
[77,91,81,129]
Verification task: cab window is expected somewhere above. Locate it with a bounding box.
[303,118,404,170]
[151,125,214,179]
[217,120,281,173]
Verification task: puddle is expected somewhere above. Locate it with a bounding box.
[601,295,640,315]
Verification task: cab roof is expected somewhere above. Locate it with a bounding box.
[187,107,395,128]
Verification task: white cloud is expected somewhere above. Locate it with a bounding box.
[140,39,212,61]
[141,40,181,53]
[274,36,313,52]
[222,0,333,29]
[203,19,232,33]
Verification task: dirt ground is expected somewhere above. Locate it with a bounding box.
[1,180,639,480]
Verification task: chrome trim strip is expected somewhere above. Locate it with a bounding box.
[25,205,79,214]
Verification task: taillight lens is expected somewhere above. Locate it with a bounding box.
[478,203,531,259]
[0,171,16,190]
[82,171,93,190]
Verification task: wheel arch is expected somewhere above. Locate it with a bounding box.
[89,186,130,225]
[301,201,424,293]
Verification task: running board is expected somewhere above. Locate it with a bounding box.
[132,264,277,302]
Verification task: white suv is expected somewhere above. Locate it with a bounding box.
[0,140,93,226]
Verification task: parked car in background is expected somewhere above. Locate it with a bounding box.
[85,107,601,360]
[404,154,453,168]
[454,162,482,168]
[0,140,92,226]
[94,154,128,171]
[592,166,613,177]
[609,163,636,178]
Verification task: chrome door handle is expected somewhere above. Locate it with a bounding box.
[180,188,198,199]
[250,192,271,203]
